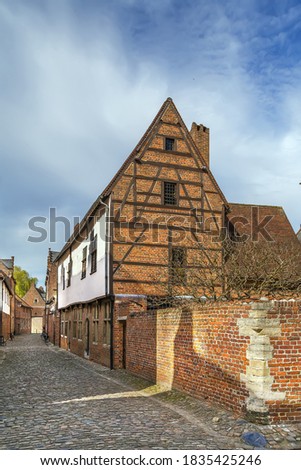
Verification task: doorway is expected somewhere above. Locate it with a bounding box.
[122,321,126,369]
[85,318,90,357]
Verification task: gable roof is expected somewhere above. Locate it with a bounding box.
[56,98,228,260]
[0,258,13,270]
[15,293,32,309]
[0,270,14,295]
[227,203,298,244]
[22,282,46,304]
[49,250,60,263]
[101,97,228,204]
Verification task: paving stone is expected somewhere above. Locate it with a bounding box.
[0,335,300,450]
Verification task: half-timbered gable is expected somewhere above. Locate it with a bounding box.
[108,98,228,298]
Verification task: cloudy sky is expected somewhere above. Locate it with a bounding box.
[1,0,301,284]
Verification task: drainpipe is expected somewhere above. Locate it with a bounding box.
[109,295,115,370]
[99,196,114,369]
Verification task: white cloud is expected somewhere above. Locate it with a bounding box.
[1,0,301,283]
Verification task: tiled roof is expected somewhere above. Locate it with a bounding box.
[227,203,298,244]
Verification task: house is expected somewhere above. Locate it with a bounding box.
[54,98,299,370]
[22,282,46,334]
[0,257,15,341]
[55,97,229,367]
[227,203,298,244]
[297,227,301,242]
[14,294,32,335]
[45,249,60,345]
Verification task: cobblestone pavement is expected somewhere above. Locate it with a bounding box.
[0,335,300,450]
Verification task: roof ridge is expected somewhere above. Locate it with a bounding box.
[229,202,284,209]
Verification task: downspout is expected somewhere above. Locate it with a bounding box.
[99,196,114,370]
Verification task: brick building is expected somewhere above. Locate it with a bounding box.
[55,98,229,367]
[0,257,15,341]
[52,97,300,422]
[14,294,32,335]
[45,249,59,345]
[54,97,299,368]
[22,282,46,334]
[297,227,301,242]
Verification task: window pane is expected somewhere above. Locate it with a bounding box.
[164,182,177,206]
[165,138,175,151]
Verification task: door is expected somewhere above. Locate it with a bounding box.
[68,320,72,350]
[31,317,43,334]
[85,318,90,357]
[122,321,127,369]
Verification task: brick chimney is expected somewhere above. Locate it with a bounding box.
[190,122,210,167]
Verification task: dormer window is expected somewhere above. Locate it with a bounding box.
[165,137,175,151]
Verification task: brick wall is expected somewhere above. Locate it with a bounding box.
[23,283,45,318]
[125,300,301,423]
[268,301,301,422]
[15,305,31,335]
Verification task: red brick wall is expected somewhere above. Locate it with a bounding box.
[268,301,301,422]
[0,312,11,340]
[127,304,250,414]
[15,305,31,335]
[125,301,301,423]
[23,283,45,319]
[126,309,156,381]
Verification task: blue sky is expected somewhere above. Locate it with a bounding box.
[0,0,301,284]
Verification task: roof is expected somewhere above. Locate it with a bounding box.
[56,97,228,261]
[22,282,46,304]
[227,203,298,244]
[15,293,32,309]
[0,258,13,270]
[0,271,14,295]
[49,250,60,263]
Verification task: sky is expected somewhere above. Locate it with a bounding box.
[0,0,301,285]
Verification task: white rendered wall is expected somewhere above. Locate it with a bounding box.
[57,213,108,309]
[0,281,11,314]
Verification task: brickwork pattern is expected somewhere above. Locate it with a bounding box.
[124,301,301,423]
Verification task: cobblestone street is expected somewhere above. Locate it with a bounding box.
[0,335,300,450]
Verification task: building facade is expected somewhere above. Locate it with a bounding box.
[45,249,59,345]
[54,98,300,373]
[14,294,32,335]
[0,257,15,340]
[55,98,228,367]
[22,282,46,334]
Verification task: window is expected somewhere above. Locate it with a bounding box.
[34,298,38,304]
[93,303,99,343]
[78,308,83,340]
[89,231,97,274]
[73,308,78,339]
[163,181,178,206]
[170,247,186,284]
[61,312,65,336]
[103,302,111,346]
[64,318,68,337]
[61,265,65,290]
[81,246,87,279]
[165,137,175,151]
[67,259,72,287]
